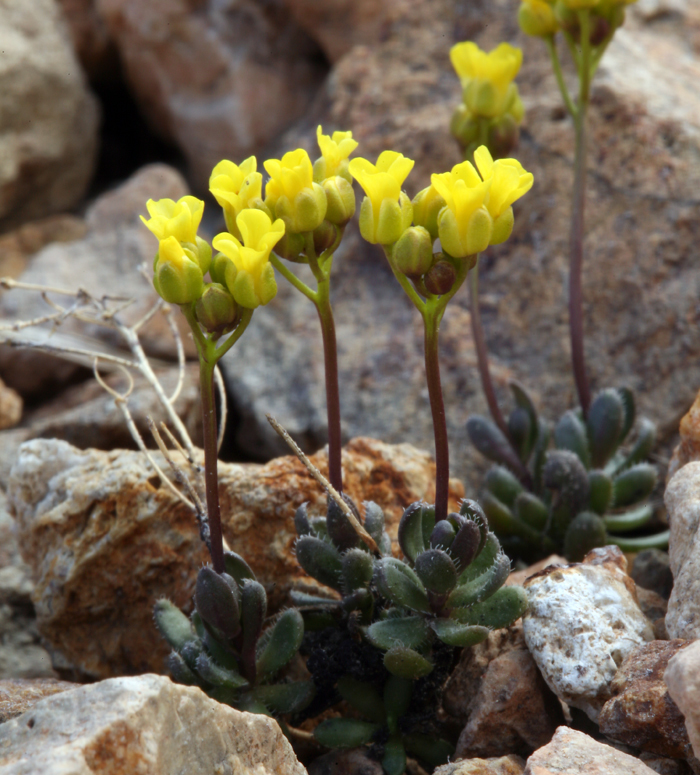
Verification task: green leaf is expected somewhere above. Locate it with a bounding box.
[555,410,591,469]
[166,650,199,686]
[612,464,657,508]
[327,494,361,551]
[508,406,534,462]
[195,567,241,640]
[342,547,374,592]
[384,645,433,680]
[397,502,429,563]
[467,415,525,473]
[588,470,613,515]
[384,676,412,732]
[256,608,304,681]
[337,676,385,724]
[616,387,636,444]
[607,529,669,552]
[485,466,524,508]
[154,598,194,653]
[414,548,457,594]
[453,586,528,629]
[252,681,315,714]
[587,389,624,468]
[513,492,549,530]
[295,535,343,591]
[314,718,380,749]
[448,551,510,607]
[223,551,256,585]
[458,532,500,585]
[195,652,248,690]
[430,619,490,647]
[374,558,431,613]
[365,615,430,651]
[509,380,539,459]
[604,503,654,533]
[617,417,656,471]
[382,734,406,775]
[564,511,607,561]
[404,733,454,767]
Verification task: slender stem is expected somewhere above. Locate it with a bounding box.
[468,259,509,437]
[545,36,578,119]
[315,277,343,492]
[569,10,592,415]
[183,306,254,574]
[423,312,450,522]
[269,253,317,302]
[199,354,224,574]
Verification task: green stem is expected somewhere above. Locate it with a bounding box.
[468,259,509,437]
[269,253,316,302]
[183,306,253,574]
[569,10,592,415]
[545,35,578,119]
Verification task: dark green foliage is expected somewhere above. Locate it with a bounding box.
[153,551,312,715]
[468,382,667,561]
[294,493,519,774]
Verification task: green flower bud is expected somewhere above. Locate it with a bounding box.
[274,231,306,263]
[195,282,238,334]
[323,176,356,225]
[393,226,433,278]
[519,0,560,37]
[412,187,446,242]
[209,251,229,285]
[424,260,457,295]
[488,115,520,160]
[313,220,339,255]
[450,104,480,149]
[153,236,204,305]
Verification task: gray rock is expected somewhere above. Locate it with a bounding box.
[0,673,307,774]
[522,547,654,722]
[664,463,700,639]
[0,0,99,231]
[633,550,674,600]
[97,0,327,188]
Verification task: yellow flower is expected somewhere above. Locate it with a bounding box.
[141,196,204,245]
[473,146,533,244]
[348,151,414,245]
[264,149,327,233]
[209,157,263,237]
[518,0,560,36]
[153,236,205,305]
[450,42,523,118]
[412,184,446,242]
[212,210,285,309]
[430,160,492,258]
[314,125,359,182]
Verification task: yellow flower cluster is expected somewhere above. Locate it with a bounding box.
[141,125,360,316]
[449,41,524,160]
[349,144,533,268]
[518,0,636,40]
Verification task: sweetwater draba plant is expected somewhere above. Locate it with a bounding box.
[452,31,668,561]
[468,385,663,561]
[294,495,527,775]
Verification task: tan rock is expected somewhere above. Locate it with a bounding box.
[599,640,694,760]
[0,678,76,723]
[665,640,700,761]
[10,436,463,678]
[443,623,563,759]
[0,0,99,231]
[57,0,117,81]
[0,164,192,397]
[522,547,654,722]
[524,726,659,774]
[434,756,526,775]
[0,674,306,774]
[505,556,567,588]
[664,463,700,639]
[0,380,21,431]
[97,0,326,188]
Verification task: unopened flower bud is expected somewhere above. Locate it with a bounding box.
[274,183,328,234]
[450,105,480,149]
[313,220,339,255]
[274,231,306,263]
[195,283,238,334]
[393,226,433,278]
[412,186,445,242]
[424,260,457,295]
[488,114,520,158]
[519,0,560,37]
[589,12,611,44]
[323,176,356,225]
[153,236,204,305]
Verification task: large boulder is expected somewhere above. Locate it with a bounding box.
[0,0,99,232]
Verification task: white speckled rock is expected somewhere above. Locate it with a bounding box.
[522,546,654,722]
[664,639,700,760]
[524,726,658,774]
[665,463,700,639]
[0,673,306,775]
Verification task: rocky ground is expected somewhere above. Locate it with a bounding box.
[1,0,700,773]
